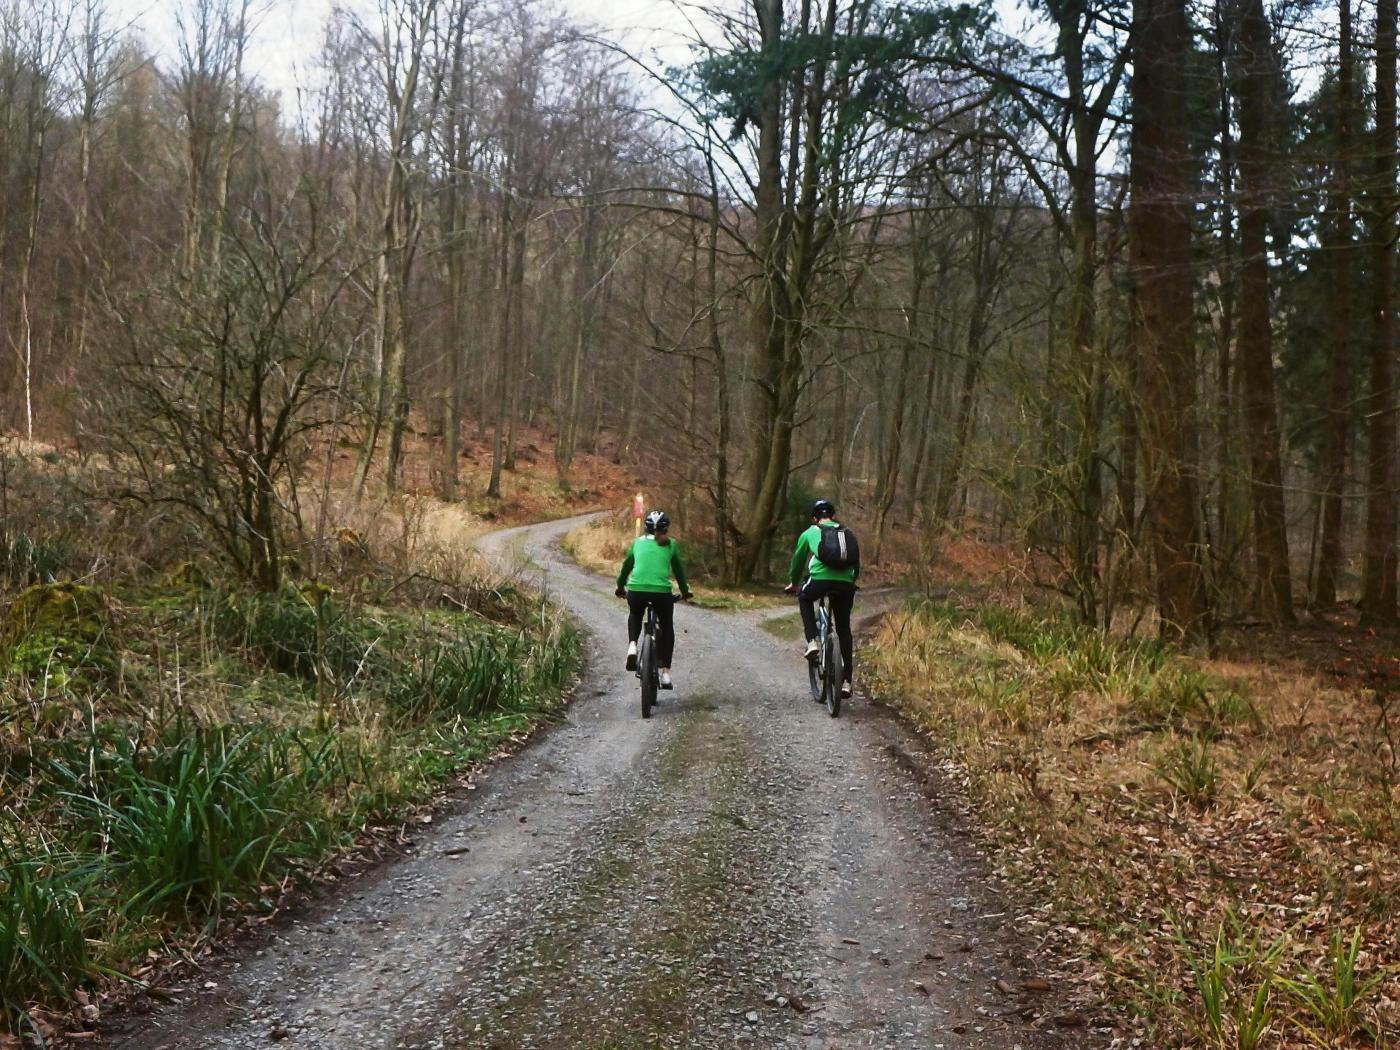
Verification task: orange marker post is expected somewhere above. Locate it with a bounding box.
[632,492,645,537]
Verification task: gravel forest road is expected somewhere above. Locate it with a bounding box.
[104,514,1092,1050]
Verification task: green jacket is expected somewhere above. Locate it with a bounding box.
[789,521,859,585]
[618,536,689,594]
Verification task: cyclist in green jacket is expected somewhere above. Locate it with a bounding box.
[616,510,691,689]
[784,498,858,698]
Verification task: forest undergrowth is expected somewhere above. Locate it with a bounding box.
[867,592,1400,1048]
[0,444,586,1044]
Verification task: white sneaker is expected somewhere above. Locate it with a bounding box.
[803,640,819,662]
[840,681,853,699]
[625,642,638,671]
[659,669,673,690]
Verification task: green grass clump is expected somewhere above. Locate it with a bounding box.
[50,720,341,919]
[1172,912,1285,1050]
[0,575,581,1032]
[0,844,101,1026]
[1156,736,1220,809]
[0,532,72,587]
[387,618,578,722]
[1280,927,1387,1043]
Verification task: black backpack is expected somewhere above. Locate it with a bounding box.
[816,523,860,571]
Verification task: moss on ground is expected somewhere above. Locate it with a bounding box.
[1,581,117,692]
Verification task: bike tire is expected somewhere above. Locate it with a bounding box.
[824,631,843,718]
[808,607,826,702]
[639,636,657,719]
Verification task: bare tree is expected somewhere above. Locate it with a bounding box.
[349,0,444,495]
[101,201,353,591]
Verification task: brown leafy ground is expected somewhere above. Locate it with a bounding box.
[324,422,642,529]
[865,572,1400,1048]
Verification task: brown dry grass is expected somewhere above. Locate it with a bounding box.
[561,518,635,580]
[866,601,1400,1048]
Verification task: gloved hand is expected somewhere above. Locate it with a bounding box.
[783,583,796,595]
[680,591,693,602]
[615,587,626,598]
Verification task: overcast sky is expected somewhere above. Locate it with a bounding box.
[108,0,742,111]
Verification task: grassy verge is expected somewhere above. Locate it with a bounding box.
[866,598,1399,1048]
[0,580,578,1039]
[561,519,788,609]
[0,456,582,1041]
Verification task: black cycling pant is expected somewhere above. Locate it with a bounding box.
[799,579,855,683]
[627,591,675,667]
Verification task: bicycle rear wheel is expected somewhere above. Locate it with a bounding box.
[639,635,657,719]
[808,607,825,702]
[824,630,843,718]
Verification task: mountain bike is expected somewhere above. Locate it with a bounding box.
[807,593,843,718]
[636,593,683,719]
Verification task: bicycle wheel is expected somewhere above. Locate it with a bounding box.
[824,629,843,718]
[639,634,657,719]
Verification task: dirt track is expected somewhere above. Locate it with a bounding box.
[102,515,1096,1049]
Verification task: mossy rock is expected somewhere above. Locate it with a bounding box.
[1,581,116,689]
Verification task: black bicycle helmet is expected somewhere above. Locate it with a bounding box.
[644,510,671,534]
[810,498,836,519]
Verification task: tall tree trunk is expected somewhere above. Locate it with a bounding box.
[1315,0,1356,607]
[557,208,599,487]
[706,148,735,574]
[735,0,791,583]
[439,14,469,503]
[1363,0,1400,623]
[352,193,400,496]
[1214,2,1239,595]
[502,222,527,474]
[872,255,924,561]
[1131,0,1211,642]
[1232,0,1295,622]
[1064,5,1104,627]
[932,317,987,530]
[487,205,514,499]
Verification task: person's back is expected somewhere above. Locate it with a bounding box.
[616,510,691,689]
[785,499,859,698]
